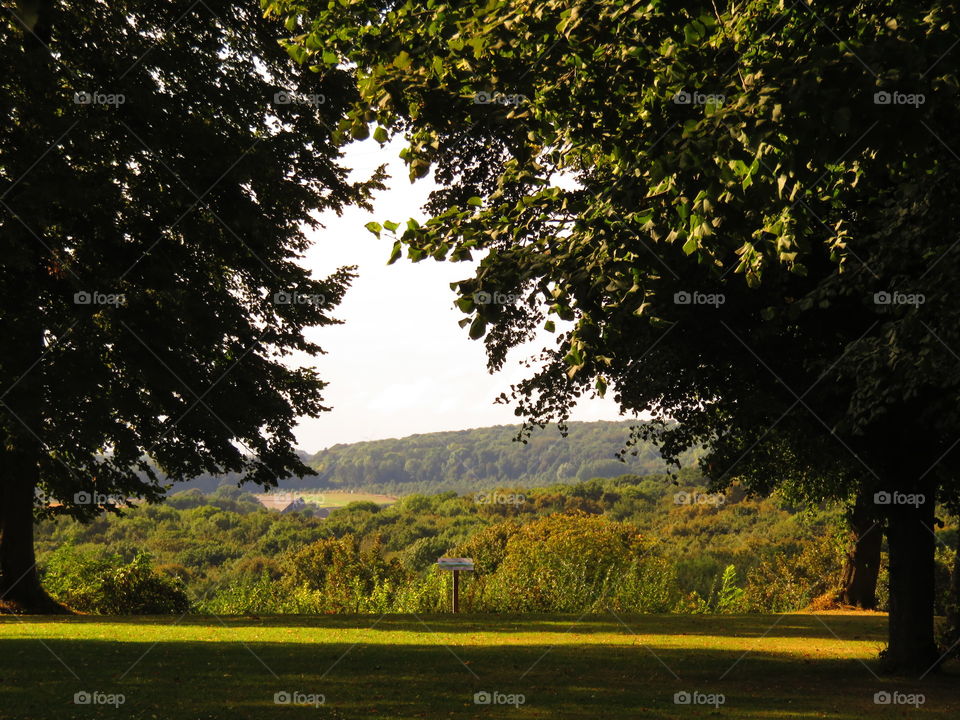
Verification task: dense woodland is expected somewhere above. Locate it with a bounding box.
[167,421,700,495]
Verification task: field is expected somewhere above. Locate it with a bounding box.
[253,491,398,512]
[1,612,958,718]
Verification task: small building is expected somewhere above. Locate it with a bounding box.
[279,497,307,514]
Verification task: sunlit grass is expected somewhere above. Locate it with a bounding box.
[0,612,956,718]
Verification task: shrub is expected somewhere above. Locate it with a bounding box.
[458,512,679,612]
[743,533,844,612]
[197,573,281,615]
[280,534,410,612]
[42,546,190,614]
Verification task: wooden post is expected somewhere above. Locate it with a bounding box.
[452,569,460,613]
[437,558,473,613]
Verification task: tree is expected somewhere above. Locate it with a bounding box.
[0,0,382,611]
[705,422,883,609]
[271,0,960,672]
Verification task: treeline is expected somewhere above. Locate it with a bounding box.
[162,421,689,496]
[162,421,698,496]
[297,421,700,494]
[35,470,958,616]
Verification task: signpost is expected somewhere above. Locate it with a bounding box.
[437,557,474,613]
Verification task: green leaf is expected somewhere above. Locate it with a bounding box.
[387,241,402,264]
[411,159,430,179]
[365,221,382,237]
[596,377,607,396]
[468,316,486,339]
[467,196,482,207]
[373,126,388,144]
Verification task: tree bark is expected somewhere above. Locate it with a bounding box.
[0,447,55,611]
[836,492,882,609]
[944,525,960,650]
[883,476,940,674]
[0,0,67,614]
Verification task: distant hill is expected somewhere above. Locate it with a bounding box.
[164,420,697,496]
[295,421,698,494]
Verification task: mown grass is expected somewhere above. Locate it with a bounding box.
[0,612,957,718]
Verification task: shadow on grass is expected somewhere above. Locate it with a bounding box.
[0,620,957,719]
[0,612,891,640]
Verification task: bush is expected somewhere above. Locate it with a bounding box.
[42,546,191,614]
[400,536,451,572]
[457,512,679,612]
[197,573,281,615]
[682,565,747,614]
[280,534,410,612]
[743,533,844,612]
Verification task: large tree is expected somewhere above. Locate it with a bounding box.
[0,0,381,610]
[270,0,960,672]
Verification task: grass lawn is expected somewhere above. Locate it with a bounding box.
[0,612,957,718]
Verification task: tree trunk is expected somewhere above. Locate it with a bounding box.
[944,526,960,650]
[0,447,57,611]
[0,0,67,614]
[0,300,64,612]
[884,477,940,674]
[837,492,882,609]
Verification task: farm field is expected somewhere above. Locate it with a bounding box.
[253,490,398,512]
[1,612,957,719]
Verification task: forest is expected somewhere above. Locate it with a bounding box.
[167,420,701,495]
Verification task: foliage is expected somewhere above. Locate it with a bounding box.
[290,421,697,495]
[268,0,960,669]
[40,478,955,617]
[41,546,190,614]
[457,512,676,612]
[744,534,846,613]
[277,534,408,613]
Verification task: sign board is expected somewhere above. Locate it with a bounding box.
[437,557,474,571]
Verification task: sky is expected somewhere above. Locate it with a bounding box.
[290,138,628,452]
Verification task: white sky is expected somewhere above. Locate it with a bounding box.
[291,138,628,452]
